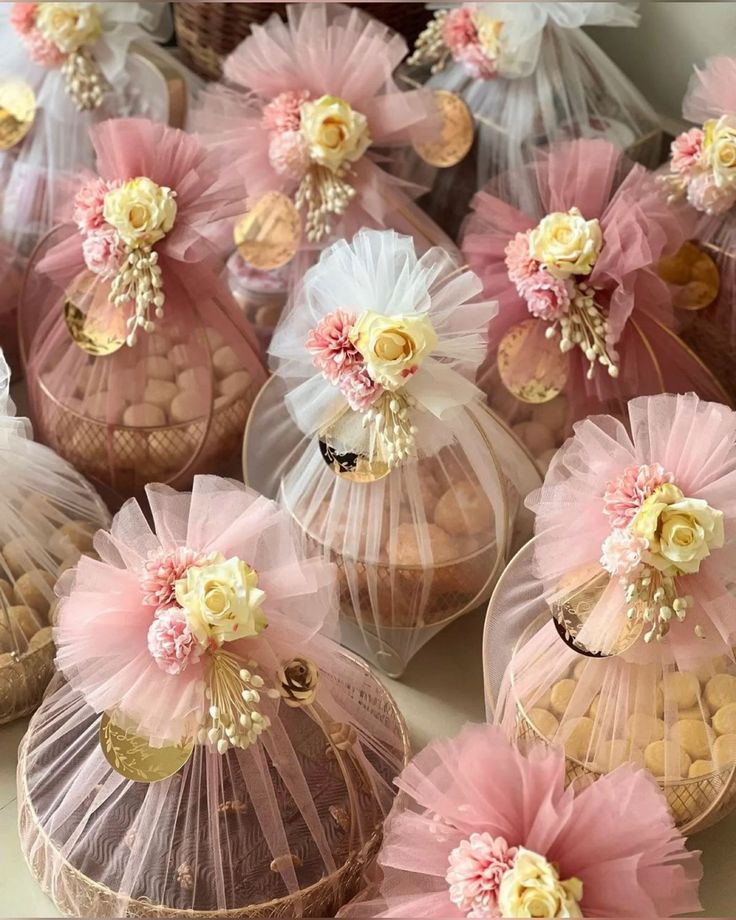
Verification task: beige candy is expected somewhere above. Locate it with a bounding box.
[86,391,126,424]
[0,651,15,669]
[50,521,95,558]
[2,536,34,579]
[218,370,252,402]
[213,345,240,379]
[644,739,691,778]
[562,716,594,761]
[14,569,56,617]
[689,759,715,779]
[143,379,178,412]
[141,355,175,382]
[8,605,41,644]
[713,702,736,736]
[143,333,171,357]
[392,523,455,566]
[20,493,64,528]
[536,448,558,475]
[669,720,715,761]
[695,655,730,685]
[512,420,556,455]
[573,658,589,681]
[123,403,166,428]
[27,625,54,653]
[0,578,13,603]
[434,482,493,536]
[177,367,210,392]
[255,303,282,328]
[595,739,642,771]
[705,674,736,712]
[58,550,82,573]
[169,343,191,372]
[205,327,225,352]
[531,396,569,436]
[678,705,706,721]
[588,695,600,719]
[171,389,210,424]
[529,688,552,712]
[713,733,736,767]
[550,678,577,717]
[528,708,559,740]
[660,672,700,710]
[627,713,665,747]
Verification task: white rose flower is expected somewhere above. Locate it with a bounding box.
[175,556,268,648]
[528,207,603,279]
[103,177,177,249]
[497,848,584,919]
[300,95,371,174]
[36,2,102,54]
[703,115,736,189]
[349,311,438,391]
[632,483,725,576]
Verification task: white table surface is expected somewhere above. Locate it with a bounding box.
[0,604,735,917]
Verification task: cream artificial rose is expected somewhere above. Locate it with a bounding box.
[704,115,736,189]
[473,13,503,59]
[497,849,583,919]
[175,556,268,647]
[300,95,371,173]
[528,207,603,279]
[349,311,438,390]
[36,2,102,54]
[632,483,724,576]
[103,177,177,249]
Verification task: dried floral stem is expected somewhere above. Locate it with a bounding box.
[545,283,619,379]
[362,390,419,467]
[407,11,450,73]
[295,164,356,243]
[110,247,165,347]
[61,48,107,111]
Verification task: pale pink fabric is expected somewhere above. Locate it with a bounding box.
[682,55,736,124]
[462,139,724,421]
[338,723,702,918]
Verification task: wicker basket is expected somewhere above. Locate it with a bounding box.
[173,2,430,80]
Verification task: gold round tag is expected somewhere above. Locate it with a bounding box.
[414,90,474,169]
[63,274,126,355]
[656,240,719,311]
[319,438,390,483]
[497,319,568,404]
[99,712,194,783]
[0,81,35,151]
[234,191,302,270]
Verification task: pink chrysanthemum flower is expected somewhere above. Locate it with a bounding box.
[442,6,479,55]
[82,227,125,279]
[504,231,537,287]
[455,42,498,80]
[670,128,704,177]
[22,28,65,67]
[686,170,736,215]
[306,309,362,383]
[601,529,649,577]
[141,546,217,610]
[446,833,518,918]
[262,89,311,134]
[521,270,572,321]
[603,463,673,529]
[147,607,203,675]
[10,3,38,35]
[73,177,113,233]
[339,364,383,411]
[269,130,310,180]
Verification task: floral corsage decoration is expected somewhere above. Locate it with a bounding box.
[662,117,736,216]
[408,5,503,80]
[505,207,618,380]
[11,2,107,110]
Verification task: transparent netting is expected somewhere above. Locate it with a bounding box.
[17,476,409,917]
[395,2,662,237]
[0,351,110,724]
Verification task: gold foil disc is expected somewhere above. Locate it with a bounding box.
[413,90,474,168]
[319,438,390,483]
[234,191,302,270]
[0,81,35,151]
[497,319,568,404]
[656,241,720,311]
[99,712,193,783]
[63,274,126,355]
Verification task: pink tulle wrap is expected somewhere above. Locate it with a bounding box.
[339,724,702,918]
[190,3,452,260]
[462,139,726,424]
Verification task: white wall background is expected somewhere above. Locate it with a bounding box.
[587,2,736,131]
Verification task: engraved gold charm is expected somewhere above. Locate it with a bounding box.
[656,241,719,311]
[497,319,568,404]
[99,712,194,783]
[63,274,126,356]
[0,81,36,151]
[235,191,302,270]
[414,90,474,168]
[319,438,390,483]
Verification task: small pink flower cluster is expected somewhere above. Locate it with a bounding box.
[446,833,518,918]
[600,462,673,576]
[73,177,125,279]
[306,310,383,411]
[442,6,498,80]
[505,231,573,321]
[262,89,312,180]
[142,546,215,674]
[667,125,736,215]
[11,3,65,68]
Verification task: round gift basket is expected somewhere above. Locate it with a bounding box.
[0,352,110,724]
[227,253,290,358]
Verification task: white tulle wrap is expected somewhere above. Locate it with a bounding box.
[0,2,200,253]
